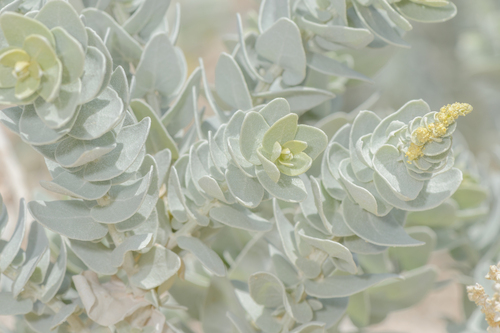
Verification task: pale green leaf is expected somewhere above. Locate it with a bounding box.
[210,205,272,231]
[35,0,87,49]
[395,0,457,23]
[28,200,108,241]
[215,52,253,110]
[177,236,226,277]
[130,245,181,289]
[70,86,124,140]
[255,18,306,85]
[342,198,423,247]
[304,273,399,298]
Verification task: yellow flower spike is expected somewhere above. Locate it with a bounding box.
[405,102,473,163]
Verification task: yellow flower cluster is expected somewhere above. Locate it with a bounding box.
[405,102,473,163]
[467,263,500,332]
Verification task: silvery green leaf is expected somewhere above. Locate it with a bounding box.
[376,0,412,31]
[40,239,66,303]
[389,226,436,271]
[289,322,325,333]
[85,27,113,100]
[110,232,153,266]
[313,298,349,329]
[256,167,307,202]
[167,166,190,223]
[69,87,124,140]
[296,124,328,161]
[115,199,158,232]
[226,164,265,208]
[371,100,430,153]
[338,160,391,216]
[343,198,423,247]
[177,236,226,277]
[298,230,357,274]
[285,293,313,323]
[55,132,116,168]
[274,199,299,264]
[0,106,22,134]
[12,222,49,297]
[352,2,410,48]
[253,88,335,115]
[394,0,457,23]
[239,112,269,165]
[307,52,371,82]
[68,238,117,275]
[162,67,202,134]
[51,27,85,86]
[109,66,129,110]
[29,200,108,241]
[122,0,171,35]
[0,199,26,272]
[299,176,331,235]
[343,235,387,254]
[406,199,457,228]
[109,146,146,185]
[229,132,257,173]
[304,0,333,22]
[19,105,75,145]
[154,148,171,187]
[90,167,152,223]
[198,176,227,202]
[227,311,258,333]
[350,111,380,178]
[209,130,229,174]
[258,97,290,125]
[373,168,462,211]
[298,16,374,49]
[77,45,106,104]
[33,79,81,130]
[131,99,179,158]
[304,273,399,298]
[367,265,438,323]
[249,271,285,307]
[50,303,77,330]
[0,292,33,315]
[83,118,150,181]
[209,205,273,232]
[35,0,87,50]
[0,11,55,47]
[132,33,185,106]
[255,18,306,86]
[234,287,282,333]
[347,291,370,328]
[258,0,290,32]
[270,246,300,287]
[30,249,50,284]
[130,245,181,289]
[82,8,142,67]
[215,53,253,111]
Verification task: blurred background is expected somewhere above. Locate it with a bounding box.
[0,0,498,331]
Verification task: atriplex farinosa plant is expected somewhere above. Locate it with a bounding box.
[0,0,469,332]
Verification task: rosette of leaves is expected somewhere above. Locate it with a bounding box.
[0,196,86,332]
[0,1,114,130]
[351,0,458,48]
[231,98,328,202]
[320,100,467,247]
